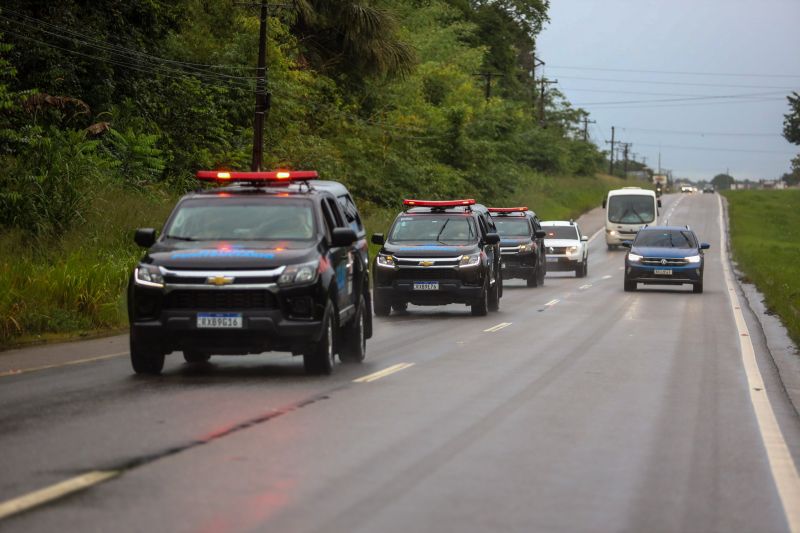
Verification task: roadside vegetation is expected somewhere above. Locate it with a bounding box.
[723,190,800,346]
[0,1,643,347]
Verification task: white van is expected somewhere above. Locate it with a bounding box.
[602,187,660,249]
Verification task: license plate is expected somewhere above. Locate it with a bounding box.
[413,282,439,291]
[197,313,243,328]
[547,257,558,262]
[654,269,672,275]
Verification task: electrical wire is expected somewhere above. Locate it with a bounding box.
[631,142,796,155]
[616,127,781,138]
[573,91,787,107]
[555,75,797,91]
[548,65,800,79]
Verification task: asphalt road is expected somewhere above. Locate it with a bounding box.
[1,193,799,532]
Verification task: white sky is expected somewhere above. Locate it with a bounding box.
[537,0,800,181]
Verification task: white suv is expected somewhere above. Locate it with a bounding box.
[541,221,589,278]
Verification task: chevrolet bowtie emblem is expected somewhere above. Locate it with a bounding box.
[207,275,234,286]
[661,259,667,265]
[419,260,434,267]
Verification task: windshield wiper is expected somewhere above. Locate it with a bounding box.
[434,219,450,243]
[628,206,646,224]
[164,235,198,241]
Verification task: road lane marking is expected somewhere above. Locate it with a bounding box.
[544,299,559,307]
[588,228,603,243]
[483,322,512,333]
[353,363,414,383]
[0,351,129,378]
[0,470,119,520]
[601,275,613,280]
[578,284,592,290]
[718,195,800,532]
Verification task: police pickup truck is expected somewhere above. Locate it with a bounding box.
[128,170,371,375]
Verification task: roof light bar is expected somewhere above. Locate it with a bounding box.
[403,199,476,208]
[488,207,528,213]
[195,170,319,182]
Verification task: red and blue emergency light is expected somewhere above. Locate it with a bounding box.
[403,199,476,208]
[195,170,319,182]
[488,207,528,213]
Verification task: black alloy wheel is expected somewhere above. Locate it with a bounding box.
[304,302,335,375]
[130,335,165,375]
[471,281,489,316]
[340,295,367,363]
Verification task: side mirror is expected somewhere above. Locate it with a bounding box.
[485,233,501,245]
[700,243,710,250]
[331,228,357,247]
[581,235,589,242]
[657,199,662,208]
[535,230,547,239]
[621,241,632,249]
[602,198,607,209]
[371,233,385,246]
[135,228,156,248]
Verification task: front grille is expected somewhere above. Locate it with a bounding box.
[395,268,460,281]
[641,257,688,266]
[164,289,275,310]
[547,247,567,254]
[163,275,276,285]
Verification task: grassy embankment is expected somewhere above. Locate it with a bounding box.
[723,189,800,346]
[0,173,642,349]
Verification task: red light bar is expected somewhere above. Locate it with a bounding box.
[195,170,318,182]
[488,207,528,213]
[403,199,476,208]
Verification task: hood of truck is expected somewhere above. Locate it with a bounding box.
[144,240,319,270]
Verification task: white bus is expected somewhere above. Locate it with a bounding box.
[602,187,660,249]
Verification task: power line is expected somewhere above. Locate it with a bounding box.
[548,65,800,79]
[574,91,786,107]
[561,87,791,99]
[633,142,795,155]
[616,127,781,138]
[555,75,796,91]
[578,97,785,111]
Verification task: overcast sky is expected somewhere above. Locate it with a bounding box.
[537,0,800,181]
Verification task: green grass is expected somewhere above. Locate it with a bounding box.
[723,189,800,346]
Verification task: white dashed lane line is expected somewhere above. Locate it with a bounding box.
[484,322,512,333]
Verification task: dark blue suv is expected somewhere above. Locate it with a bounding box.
[622,226,710,293]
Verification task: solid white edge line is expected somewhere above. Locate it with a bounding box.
[718,194,800,532]
[0,351,130,378]
[0,470,119,521]
[588,227,603,243]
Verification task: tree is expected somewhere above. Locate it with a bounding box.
[783,92,800,145]
[781,155,800,187]
[711,173,735,190]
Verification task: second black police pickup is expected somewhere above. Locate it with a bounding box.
[128,170,371,376]
[372,199,502,316]
[488,207,547,288]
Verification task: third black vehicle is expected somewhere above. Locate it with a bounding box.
[488,207,547,287]
[372,199,502,316]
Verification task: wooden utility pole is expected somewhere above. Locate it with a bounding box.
[620,142,633,176]
[250,0,270,171]
[581,115,596,142]
[476,72,504,101]
[538,77,558,125]
[606,126,616,175]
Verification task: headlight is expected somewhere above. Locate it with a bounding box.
[376,254,395,268]
[567,246,578,254]
[608,230,617,236]
[459,253,481,267]
[628,253,643,262]
[278,261,319,286]
[518,243,533,253]
[135,264,164,288]
[686,255,701,264]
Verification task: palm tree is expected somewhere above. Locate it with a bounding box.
[293,0,415,79]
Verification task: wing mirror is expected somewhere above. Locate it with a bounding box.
[621,241,632,249]
[657,199,662,208]
[331,228,357,247]
[581,235,589,242]
[535,230,547,239]
[485,233,501,245]
[371,233,385,245]
[602,198,607,209]
[134,228,156,248]
[700,243,710,250]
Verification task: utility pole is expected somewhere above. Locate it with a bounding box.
[620,142,633,177]
[606,126,616,175]
[581,115,596,142]
[538,77,558,125]
[250,0,270,171]
[476,72,503,101]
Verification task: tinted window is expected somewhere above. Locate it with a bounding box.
[337,194,364,232]
[494,218,532,237]
[635,230,697,248]
[389,215,477,243]
[543,226,579,239]
[165,198,316,241]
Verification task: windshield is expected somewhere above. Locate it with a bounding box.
[634,230,697,249]
[493,218,531,238]
[388,215,477,243]
[607,195,656,224]
[543,226,579,239]
[164,197,316,241]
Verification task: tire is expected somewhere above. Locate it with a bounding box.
[340,295,367,363]
[391,302,408,313]
[373,291,391,317]
[576,260,587,278]
[693,281,704,294]
[471,282,489,316]
[624,276,636,292]
[130,335,165,375]
[488,278,500,312]
[538,258,546,286]
[304,302,335,375]
[607,244,616,251]
[583,259,588,277]
[527,274,538,288]
[183,352,211,364]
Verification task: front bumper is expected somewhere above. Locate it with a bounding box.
[626,263,703,285]
[500,253,536,279]
[606,231,637,245]
[545,255,581,272]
